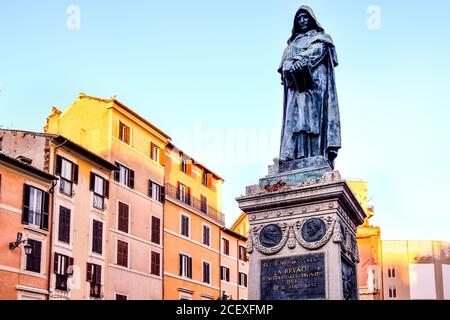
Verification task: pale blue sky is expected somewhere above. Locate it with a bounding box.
[1,1,449,240]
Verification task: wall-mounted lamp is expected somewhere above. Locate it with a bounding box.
[9,232,32,256]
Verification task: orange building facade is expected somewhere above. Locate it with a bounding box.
[163,144,224,300]
[0,152,57,300]
[0,130,117,300]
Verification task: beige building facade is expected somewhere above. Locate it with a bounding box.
[44,94,170,299]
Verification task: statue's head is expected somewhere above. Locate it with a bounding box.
[296,10,314,33]
[289,6,324,43]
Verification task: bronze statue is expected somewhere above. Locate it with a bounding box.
[279,6,341,168]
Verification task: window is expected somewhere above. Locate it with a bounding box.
[114,163,134,189]
[203,171,212,188]
[181,215,189,237]
[177,182,190,205]
[148,180,164,204]
[179,254,192,279]
[118,202,129,233]
[389,286,397,298]
[90,173,109,211]
[54,253,73,291]
[388,266,396,278]
[22,185,49,231]
[151,252,160,276]
[117,240,128,267]
[200,195,207,214]
[56,155,78,197]
[151,216,161,245]
[179,292,192,300]
[239,272,248,287]
[87,263,102,298]
[220,266,230,282]
[181,158,187,173]
[119,121,131,145]
[92,220,103,254]
[0,137,2,150]
[222,238,229,255]
[239,245,248,262]
[58,206,71,244]
[150,143,160,163]
[25,239,42,273]
[203,225,210,247]
[202,171,208,186]
[203,262,211,284]
[116,294,127,300]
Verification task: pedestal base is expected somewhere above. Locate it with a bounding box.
[237,170,365,300]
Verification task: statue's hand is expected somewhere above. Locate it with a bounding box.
[291,59,308,71]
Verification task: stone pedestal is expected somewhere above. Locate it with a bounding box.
[236,169,366,300]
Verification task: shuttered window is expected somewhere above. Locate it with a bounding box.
[148,180,165,204]
[87,263,102,298]
[181,215,189,237]
[222,238,229,255]
[239,245,248,262]
[179,254,192,279]
[22,185,49,231]
[117,240,128,267]
[114,163,134,189]
[26,239,42,273]
[203,262,211,284]
[54,253,73,291]
[151,251,160,276]
[119,121,131,145]
[239,272,248,287]
[151,216,161,245]
[118,202,129,233]
[92,220,103,254]
[220,266,230,282]
[150,143,160,162]
[56,155,78,197]
[90,173,109,211]
[58,206,71,244]
[203,225,210,247]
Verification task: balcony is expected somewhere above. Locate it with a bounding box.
[55,274,68,292]
[93,194,107,211]
[59,179,75,198]
[165,183,225,225]
[90,283,103,299]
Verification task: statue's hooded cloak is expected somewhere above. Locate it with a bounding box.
[279,5,341,166]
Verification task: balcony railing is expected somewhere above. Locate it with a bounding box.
[93,195,107,211]
[165,183,225,225]
[28,210,42,229]
[59,179,75,198]
[90,283,103,299]
[55,274,68,292]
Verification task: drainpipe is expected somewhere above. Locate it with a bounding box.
[47,139,67,299]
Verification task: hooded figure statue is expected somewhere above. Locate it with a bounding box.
[278,5,341,168]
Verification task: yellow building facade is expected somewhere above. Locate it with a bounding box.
[346,180,382,300]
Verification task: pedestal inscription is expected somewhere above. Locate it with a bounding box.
[261,253,325,300]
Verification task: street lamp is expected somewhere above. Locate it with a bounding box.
[9,232,32,256]
[23,242,32,255]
